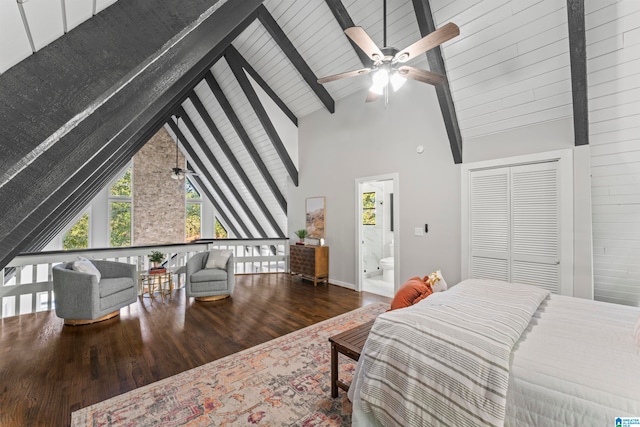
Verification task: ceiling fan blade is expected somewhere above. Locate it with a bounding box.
[318,68,371,84]
[394,22,460,63]
[344,27,385,62]
[365,91,380,103]
[398,66,446,85]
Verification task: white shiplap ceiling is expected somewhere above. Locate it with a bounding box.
[1,0,580,143]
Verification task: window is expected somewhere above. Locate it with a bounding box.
[109,167,132,247]
[215,218,228,238]
[186,178,201,242]
[362,192,376,225]
[63,212,89,250]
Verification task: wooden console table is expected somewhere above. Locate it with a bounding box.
[289,244,329,286]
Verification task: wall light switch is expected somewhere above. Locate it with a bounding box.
[414,227,424,236]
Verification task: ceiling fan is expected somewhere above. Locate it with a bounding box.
[317,0,459,103]
[170,115,197,180]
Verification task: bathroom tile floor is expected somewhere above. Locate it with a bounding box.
[362,275,395,298]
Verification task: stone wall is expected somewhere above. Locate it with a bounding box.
[133,127,186,245]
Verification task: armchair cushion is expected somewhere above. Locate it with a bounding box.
[71,257,101,282]
[205,249,233,269]
[191,269,228,283]
[99,277,136,298]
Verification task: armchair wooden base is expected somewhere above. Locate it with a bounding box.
[64,311,119,326]
[195,294,230,302]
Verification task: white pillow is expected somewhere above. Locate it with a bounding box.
[205,249,233,269]
[71,257,101,282]
[431,270,448,292]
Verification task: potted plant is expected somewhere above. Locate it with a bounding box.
[149,251,164,268]
[295,229,308,245]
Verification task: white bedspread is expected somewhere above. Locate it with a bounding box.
[351,280,640,427]
[351,279,549,427]
[505,293,640,426]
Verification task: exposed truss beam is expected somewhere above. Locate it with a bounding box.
[204,72,288,211]
[412,0,462,164]
[188,92,286,237]
[178,107,271,238]
[256,5,335,114]
[225,47,299,187]
[190,174,241,238]
[20,111,175,254]
[0,0,262,269]
[324,0,373,68]
[168,118,254,239]
[226,45,298,126]
[567,0,589,146]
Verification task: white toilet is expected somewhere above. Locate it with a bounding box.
[379,241,394,282]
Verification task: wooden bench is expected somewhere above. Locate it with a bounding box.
[328,319,375,398]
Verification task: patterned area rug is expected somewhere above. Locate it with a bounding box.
[71,302,388,426]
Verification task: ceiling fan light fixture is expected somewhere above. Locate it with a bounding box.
[372,68,389,86]
[390,71,407,91]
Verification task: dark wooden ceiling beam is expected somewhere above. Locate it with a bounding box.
[21,114,171,254]
[227,45,298,126]
[225,47,299,186]
[324,0,373,68]
[204,71,288,211]
[168,117,253,238]
[256,5,335,114]
[178,107,270,238]
[0,0,262,269]
[567,0,589,146]
[412,0,463,164]
[188,92,286,237]
[190,174,242,239]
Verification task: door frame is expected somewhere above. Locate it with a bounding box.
[355,173,400,293]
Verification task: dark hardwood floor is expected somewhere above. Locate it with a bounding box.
[0,274,390,427]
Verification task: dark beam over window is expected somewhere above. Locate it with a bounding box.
[178,108,269,237]
[190,175,242,239]
[168,118,254,239]
[188,92,286,237]
[256,5,335,114]
[412,0,463,164]
[567,0,589,146]
[0,0,262,269]
[204,71,289,211]
[225,47,300,186]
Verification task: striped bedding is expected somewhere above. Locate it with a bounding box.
[350,279,550,427]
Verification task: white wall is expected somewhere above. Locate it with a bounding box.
[587,0,640,306]
[290,82,461,289]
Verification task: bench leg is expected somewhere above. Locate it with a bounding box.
[331,342,338,398]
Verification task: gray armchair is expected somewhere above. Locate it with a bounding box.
[186,251,235,301]
[52,260,137,325]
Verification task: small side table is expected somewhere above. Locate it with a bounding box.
[140,270,174,303]
[328,319,375,398]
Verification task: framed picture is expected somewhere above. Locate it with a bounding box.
[306,197,325,239]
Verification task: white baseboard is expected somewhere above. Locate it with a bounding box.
[329,278,356,291]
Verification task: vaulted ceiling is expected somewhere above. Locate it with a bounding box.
[0,0,590,270]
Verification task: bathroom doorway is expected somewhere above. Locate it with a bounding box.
[355,173,399,298]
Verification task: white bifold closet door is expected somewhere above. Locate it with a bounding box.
[470,161,560,293]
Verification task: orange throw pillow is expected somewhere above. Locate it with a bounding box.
[390,277,432,310]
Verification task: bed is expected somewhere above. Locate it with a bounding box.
[349,278,640,426]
